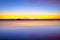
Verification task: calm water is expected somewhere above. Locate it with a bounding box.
[0,21,60,39]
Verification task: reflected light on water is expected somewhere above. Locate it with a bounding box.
[0,21,60,29]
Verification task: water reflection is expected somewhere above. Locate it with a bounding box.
[0,21,60,39]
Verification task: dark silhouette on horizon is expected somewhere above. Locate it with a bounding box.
[0,19,60,21]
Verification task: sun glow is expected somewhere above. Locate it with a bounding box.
[0,14,60,19]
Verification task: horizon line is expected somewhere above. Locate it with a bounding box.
[0,19,60,21]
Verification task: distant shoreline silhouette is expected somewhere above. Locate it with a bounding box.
[0,19,60,21]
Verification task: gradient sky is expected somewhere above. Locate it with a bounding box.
[0,0,60,19]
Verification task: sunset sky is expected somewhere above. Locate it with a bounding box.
[0,0,60,19]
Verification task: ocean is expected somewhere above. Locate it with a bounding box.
[0,21,60,40]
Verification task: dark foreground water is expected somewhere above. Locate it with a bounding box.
[0,21,60,40]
